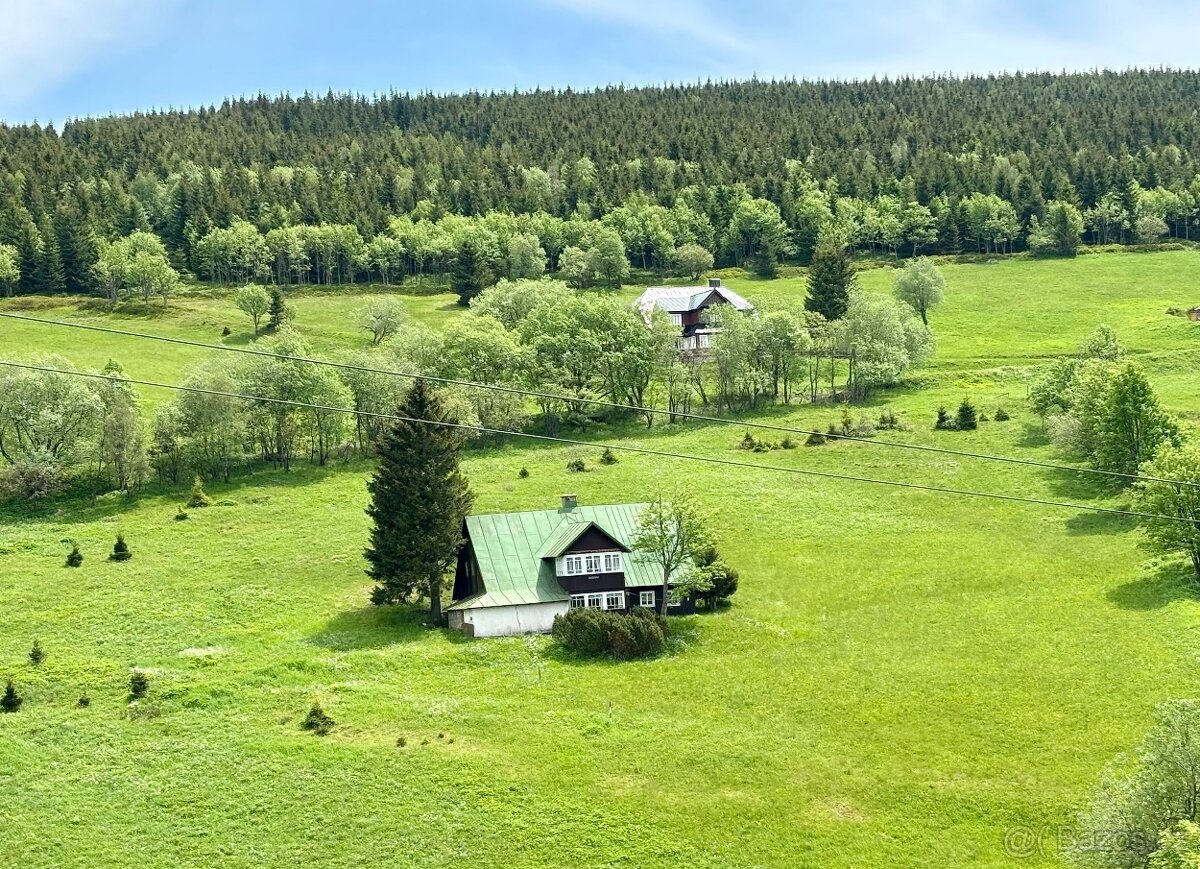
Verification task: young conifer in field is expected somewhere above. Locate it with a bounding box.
[1,680,22,713]
[28,640,45,666]
[303,700,334,735]
[109,534,132,562]
[956,398,978,431]
[128,669,149,699]
[65,543,83,568]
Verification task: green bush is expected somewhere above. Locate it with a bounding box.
[303,701,335,735]
[994,407,1011,422]
[551,607,667,659]
[128,669,149,699]
[109,534,132,562]
[517,467,530,479]
[934,406,954,430]
[186,475,212,508]
[780,436,796,449]
[805,430,827,446]
[1,680,22,713]
[28,640,45,666]
[599,447,618,465]
[65,543,83,568]
[566,458,586,473]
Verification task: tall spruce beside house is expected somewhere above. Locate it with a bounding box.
[364,378,473,626]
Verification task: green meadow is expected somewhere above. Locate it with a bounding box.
[3,250,1200,867]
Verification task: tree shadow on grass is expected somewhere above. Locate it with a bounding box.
[308,604,470,650]
[1064,509,1138,536]
[1107,563,1199,611]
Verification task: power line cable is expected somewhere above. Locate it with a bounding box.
[0,358,1191,527]
[2,311,1192,490]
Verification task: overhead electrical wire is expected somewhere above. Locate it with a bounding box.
[0,358,1192,528]
[1,310,1194,490]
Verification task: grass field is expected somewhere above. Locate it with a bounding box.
[3,251,1200,867]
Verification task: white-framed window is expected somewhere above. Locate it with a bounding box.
[697,333,711,349]
[603,552,622,572]
[584,554,602,574]
[562,555,585,576]
[667,588,682,607]
[605,591,624,610]
[586,593,604,609]
[670,313,683,326]
[570,594,586,609]
[638,590,655,608]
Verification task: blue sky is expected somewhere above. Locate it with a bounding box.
[3,0,1198,124]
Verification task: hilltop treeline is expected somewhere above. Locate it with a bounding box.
[4,71,1200,295]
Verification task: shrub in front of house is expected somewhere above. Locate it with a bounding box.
[551,607,667,660]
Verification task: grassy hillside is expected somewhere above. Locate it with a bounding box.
[2,251,1200,867]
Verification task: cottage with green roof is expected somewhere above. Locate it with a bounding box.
[447,495,695,637]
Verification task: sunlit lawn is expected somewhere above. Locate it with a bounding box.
[2,251,1200,867]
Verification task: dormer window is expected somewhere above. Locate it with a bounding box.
[558,551,622,576]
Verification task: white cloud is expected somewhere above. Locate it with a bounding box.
[0,0,174,119]
[537,0,751,53]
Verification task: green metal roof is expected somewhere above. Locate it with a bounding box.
[448,503,662,611]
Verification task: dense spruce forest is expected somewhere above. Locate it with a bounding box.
[3,70,1200,297]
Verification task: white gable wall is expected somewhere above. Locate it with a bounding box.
[449,601,568,638]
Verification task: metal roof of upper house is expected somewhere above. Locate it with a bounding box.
[635,285,755,316]
[448,503,661,611]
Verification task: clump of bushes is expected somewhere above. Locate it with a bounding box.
[28,640,45,666]
[109,534,132,562]
[877,409,904,430]
[65,543,83,568]
[128,669,149,699]
[805,430,827,446]
[566,458,587,473]
[186,475,211,508]
[1,680,22,713]
[551,607,667,660]
[828,411,877,439]
[693,546,740,610]
[599,447,618,465]
[303,701,335,735]
[780,436,796,449]
[174,507,188,521]
[935,399,981,431]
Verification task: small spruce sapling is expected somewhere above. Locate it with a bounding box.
[1,680,22,713]
[599,447,618,465]
[302,700,334,735]
[65,543,83,568]
[28,640,45,666]
[517,467,530,479]
[955,398,978,431]
[110,534,132,562]
[934,407,954,430]
[566,458,586,473]
[129,669,149,699]
[994,407,1011,422]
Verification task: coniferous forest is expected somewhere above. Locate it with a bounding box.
[4,70,1200,297]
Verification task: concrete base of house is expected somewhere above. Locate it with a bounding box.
[448,601,569,638]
